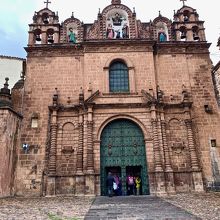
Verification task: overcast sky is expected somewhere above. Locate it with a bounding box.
[0,0,219,64]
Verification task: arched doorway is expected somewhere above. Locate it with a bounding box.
[100,119,149,195]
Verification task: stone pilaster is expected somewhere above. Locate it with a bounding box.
[150,104,165,194]
[76,111,85,195]
[151,104,163,172]
[185,119,204,192]
[160,112,175,194]
[161,120,172,172]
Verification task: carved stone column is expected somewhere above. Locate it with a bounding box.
[150,104,165,194]
[47,109,58,196]
[49,122,58,174]
[87,120,94,172]
[161,112,175,194]
[85,106,95,195]
[151,118,163,172]
[75,111,85,195]
[151,104,163,172]
[185,119,199,170]
[185,119,204,192]
[76,112,84,174]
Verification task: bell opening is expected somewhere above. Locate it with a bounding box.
[48,35,54,44]
[35,35,41,42]
[193,35,200,41]
[181,33,186,39]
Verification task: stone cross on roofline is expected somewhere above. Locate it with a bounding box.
[180,0,187,6]
[44,0,51,8]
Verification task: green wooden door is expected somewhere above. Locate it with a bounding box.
[100,119,149,195]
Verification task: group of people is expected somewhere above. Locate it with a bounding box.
[106,172,141,197]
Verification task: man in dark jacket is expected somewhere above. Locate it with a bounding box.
[106,172,114,197]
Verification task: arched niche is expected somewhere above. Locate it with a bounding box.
[101,3,136,39]
[105,9,129,39]
[61,17,83,43]
[156,22,169,42]
[153,16,172,41]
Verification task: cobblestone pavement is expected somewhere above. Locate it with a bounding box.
[163,192,220,220]
[0,193,219,220]
[85,196,200,220]
[0,196,94,220]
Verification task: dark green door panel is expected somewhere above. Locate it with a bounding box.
[100,119,150,195]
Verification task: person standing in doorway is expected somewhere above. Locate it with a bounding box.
[127,174,135,195]
[106,172,114,197]
[135,175,141,195]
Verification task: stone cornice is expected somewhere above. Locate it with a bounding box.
[25,40,211,57]
[154,41,211,54]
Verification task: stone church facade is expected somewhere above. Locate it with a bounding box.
[1,0,220,197]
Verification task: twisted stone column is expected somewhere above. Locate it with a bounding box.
[151,119,163,172]
[185,119,199,170]
[87,121,94,173]
[49,110,58,175]
[76,113,84,174]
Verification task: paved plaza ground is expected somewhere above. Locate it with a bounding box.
[0,192,219,219]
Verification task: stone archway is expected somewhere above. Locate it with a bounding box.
[100,119,149,196]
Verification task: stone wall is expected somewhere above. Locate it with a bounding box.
[0,108,21,197]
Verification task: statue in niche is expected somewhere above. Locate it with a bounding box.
[112,13,123,26]
[122,24,129,38]
[158,28,167,42]
[106,24,115,39]
[115,29,121,39]
[68,27,76,43]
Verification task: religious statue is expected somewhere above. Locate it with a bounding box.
[68,28,76,43]
[106,24,115,39]
[112,13,122,26]
[158,28,167,42]
[122,24,129,38]
[116,30,121,39]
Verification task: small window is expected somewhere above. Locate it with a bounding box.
[31,118,38,128]
[109,61,129,93]
[31,113,39,128]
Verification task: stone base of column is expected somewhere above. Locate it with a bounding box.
[85,173,95,195]
[46,176,56,196]
[155,172,166,195]
[75,174,85,195]
[165,171,176,194]
[192,171,204,192]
